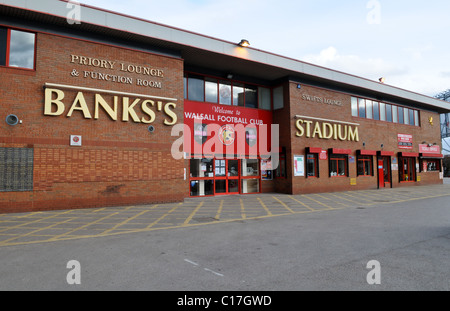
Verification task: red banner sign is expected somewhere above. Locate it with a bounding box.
[398,134,413,150]
[419,144,440,154]
[183,101,273,157]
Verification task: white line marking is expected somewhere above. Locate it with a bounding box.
[204,268,224,277]
[184,259,199,266]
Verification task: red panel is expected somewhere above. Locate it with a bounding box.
[307,147,322,154]
[420,153,443,159]
[331,148,352,155]
[378,151,395,156]
[359,150,377,156]
[399,152,419,157]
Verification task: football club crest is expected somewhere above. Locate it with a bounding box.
[218,125,235,146]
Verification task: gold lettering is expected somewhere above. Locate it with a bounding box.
[67,92,92,119]
[141,100,156,124]
[338,124,348,141]
[348,126,359,142]
[122,97,141,122]
[163,103,178,126]
[304,120,313,138]
[95,94,118,120]
[295,119,304,137]
[44,88,66,116]
[312,122,323,138]
[322,122,333,139]
[333,124,338,140]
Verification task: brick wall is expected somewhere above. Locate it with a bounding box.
[0,32,186,213]
[286,82,443,194]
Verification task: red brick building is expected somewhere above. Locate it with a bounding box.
[1,1,449,213]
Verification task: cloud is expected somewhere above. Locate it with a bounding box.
[303,46,407,79]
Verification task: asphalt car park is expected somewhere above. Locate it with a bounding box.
[0,182,449,291]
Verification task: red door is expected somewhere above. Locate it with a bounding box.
[378,160,384,188]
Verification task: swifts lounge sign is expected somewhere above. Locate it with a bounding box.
[295,115,360,142]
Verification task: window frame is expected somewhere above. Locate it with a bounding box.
[184,72,274,110]
[0,26,36,71]
[329,154,348,177]
[357,155,374,177]
[306,153,319,178]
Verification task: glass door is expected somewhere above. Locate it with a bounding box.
[215,159,241,195]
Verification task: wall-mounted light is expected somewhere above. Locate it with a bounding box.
[363,142,366,147]
[381,144,384,149]
[227,74,234,79]
[238,39,250,47]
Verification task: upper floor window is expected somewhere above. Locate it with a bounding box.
[0,27,36,70]
[184,73,273,110]
[351,96,420,127]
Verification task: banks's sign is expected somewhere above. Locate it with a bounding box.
[44,84,178,126]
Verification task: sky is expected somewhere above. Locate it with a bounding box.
[75,0,450,98]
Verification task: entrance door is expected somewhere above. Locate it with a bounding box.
[215,159,240,195]
[378,160,384,188]
[378,156,391,188]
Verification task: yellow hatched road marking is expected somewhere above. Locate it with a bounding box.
[101,205,158,234]
[288,196,315,211]
[257,198,273,216]
[303,194,334,210]
[314,193,348,208]
[48,213,120,240]
[272,196,294,213]
[184,202,204,225]
[240,199,246,219]
[146,203,183,229]
[215,200,224,220]
[0,210,75,234]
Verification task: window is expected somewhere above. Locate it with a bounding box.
[351,97,358,117]
[386,104,392,122]
[273,86,284,110]
[358,98,366,118]
[399,157,416,182]
[366,100,373,119]
[392,105,398,123]
[219,81,232,105]
[258,87,271,110]
[245,85,258,108]
[426,159,441,172]
[185,73,273,110]
[357,155,373,176]
[373,102,380,120]
[205,77,218,103]
[380,102,386,121]
[188,75,204,102]
[404,108,409,125]
[409,109,415,126]
[0,27,36,70]
[330,154,348,177]
[233,83,245,106]
[398,107,404,124]
[306,154,319,177]
[350,97,419,127]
